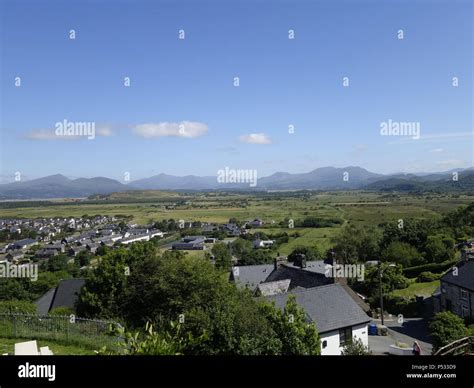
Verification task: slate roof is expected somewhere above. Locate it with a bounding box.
[35,287,56,316]
[257,279,291,296]
[441,259,474,291]
[230,264,275,290]
[50,278,86,311]
[265,283,371,334]
[284,260,328,274]
[230,260,333,291]
[35,278,86,314]
[265,263,332,289]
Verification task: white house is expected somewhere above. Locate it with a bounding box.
[253,239,274,249]
[265,283,371,355]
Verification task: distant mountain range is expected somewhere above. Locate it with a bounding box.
[0,167,472,199]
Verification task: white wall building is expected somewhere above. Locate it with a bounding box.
[265,283,371,355]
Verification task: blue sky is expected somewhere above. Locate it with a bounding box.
[0,0,472,182]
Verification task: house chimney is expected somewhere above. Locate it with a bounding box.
[274,256,287,270]
[294,253,307,268]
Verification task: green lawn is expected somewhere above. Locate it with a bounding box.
[0,337,97,355]
[391,280,440,298]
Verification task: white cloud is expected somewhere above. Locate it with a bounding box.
[96,124,115,137]
[430,148,444,153]
[23,129,80,140]
[132,121,208,138]
[239,133,272,144]
[23,123,116,140]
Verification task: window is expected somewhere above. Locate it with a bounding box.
[339,327,352,346]
[462,305,469,318]
[461,289,468,301]
[322,340,327,349]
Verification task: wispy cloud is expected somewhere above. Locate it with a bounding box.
[96,124,116,137]
[239,133,272,144]
[132,121,208,138]
[23,129,81,140]
[22,123,116,140]
[430,148,444,153]
[387,131,473,145]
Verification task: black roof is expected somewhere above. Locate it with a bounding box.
[35,278,86,314]
[230,261,332,291]
[265,283,371,333]
[441,260,474,291]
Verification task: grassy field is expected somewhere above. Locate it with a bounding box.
[391,280,440,298]
[0,337,97,355]
[1,192,472,254]
[1,192,471,225]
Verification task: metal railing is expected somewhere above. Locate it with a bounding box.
[0,313,121,350]
[433,337,474,355]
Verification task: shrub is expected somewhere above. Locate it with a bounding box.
[416,272,440,283]
[341,338,371,355]
[429,311,469,351]
[49,307,76,316]
[0,300,37,314]
[403,259,457,278]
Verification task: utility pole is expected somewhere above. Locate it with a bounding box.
[379,262,384,326]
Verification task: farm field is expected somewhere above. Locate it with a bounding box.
[1,191,472,257]
[1,192,471,225]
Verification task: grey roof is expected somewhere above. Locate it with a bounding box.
[283,260,329,275]
[257,279,291,296]
[231,264,275,290]
[265,283,371,333]
[35,287,56,315]
[264,263,332,289]
[36,278,86,313]
[11,238,37,247]
[50,279,85,311]
[230,261,332,291]
[441,259,474,291]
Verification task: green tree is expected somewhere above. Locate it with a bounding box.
[288,246,324,262]
[355,263,409,299]
[76,250,131,319]
[211,243,232,271]
[425,235,455,263]
[230,238,253,259]
[121,253,281,354]
[341,337,371,355]
[45,254,69,272]
[332,225,381,264]
[261,295,320,355]
[0,300,37,314]
[382,241,423,267]
[429,311,468,351]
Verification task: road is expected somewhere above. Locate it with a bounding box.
[368,318,433,355]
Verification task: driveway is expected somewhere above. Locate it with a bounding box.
[368,318,433,355]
